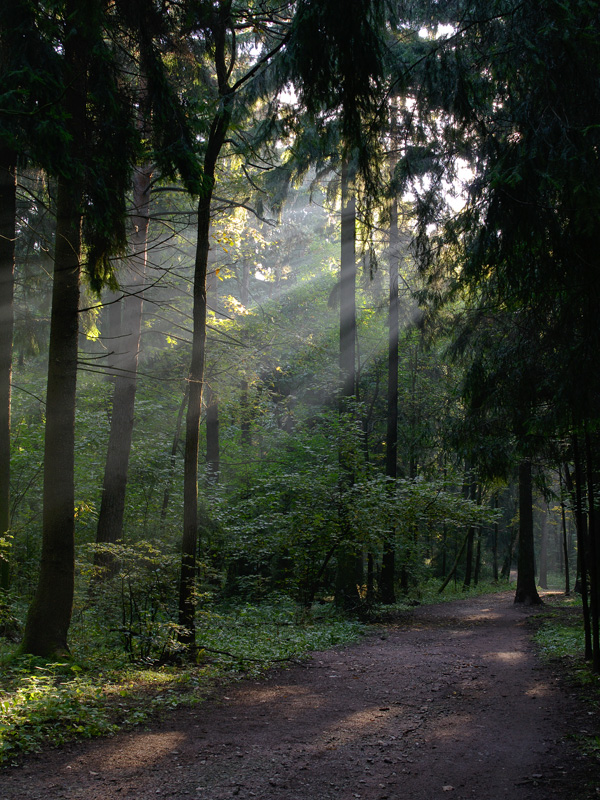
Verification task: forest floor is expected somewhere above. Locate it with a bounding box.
[1,591,599,800]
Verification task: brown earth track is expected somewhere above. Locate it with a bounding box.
[1,592,598,800]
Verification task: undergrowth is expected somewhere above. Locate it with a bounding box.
[0,598,362,767]
[0,581,514,766]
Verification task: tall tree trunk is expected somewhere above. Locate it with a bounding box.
[462,471,476,590]
[95,164,151,564]
[492,492,499,582]
[0,150,15,591]
[21,175,82,656]
[584,430,600,672]
[380,188,399,605]
[21,5,86,655]
[514,458,542,605]
[339,160,356,402]
[559,468,570,595]
[205,385,220,483]
[335,159,362,610]
[538,504,548,589]
[159,386,188,533]
[240,261,251,447]
[178,50,233,647]
[565,449,592,659]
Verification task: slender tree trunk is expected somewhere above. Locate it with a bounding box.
[492,493,499,582]
[339,159,356,402]
[473,526,482,586]
[179,189,210,647]
[566,448,592,659]
[240,262,251,447]
[335,159,362,609]
[205,385,220,483]
[205,261,220,484]
[380,188,399,604]
[584,430,600,672]
[438,528,470,594]
[538,504,548,589]
[159,386,188,533]
[514,458,542,605]
[95,164,151,563]
[0,150,15,591]
[559,469,570,595]
[178,47,233,646]
[462,473,476,590]
[501,525,517,581]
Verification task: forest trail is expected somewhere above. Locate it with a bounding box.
[1,592,595,800]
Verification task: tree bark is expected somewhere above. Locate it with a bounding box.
[240,261,251,447]
[0,150,15,591]
[205,385,220,483]
[565,448,592,659]
[339,160,356,402]
[559,468,570,595]
[21,4,86,655]
[538,504,548,589]
[584,430,600,672]
[178,14,233,646]
[492,493,499,582]
[95,164,151,564]
[335,158,362,609]
[514,458,542,605]
[21,175,82,656]
[159,386,188,533]
[380,189,399,604]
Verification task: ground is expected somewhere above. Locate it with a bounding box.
[1,592,598,800]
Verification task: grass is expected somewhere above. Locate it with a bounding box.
[531,592,594,677]
[0,597,363,767]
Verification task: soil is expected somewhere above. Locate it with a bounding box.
[2,591,599,800]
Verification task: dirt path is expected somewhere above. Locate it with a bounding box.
[1,593,596,800]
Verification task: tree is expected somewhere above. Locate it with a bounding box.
[95,163,152,565]
[0,153,14,591]
[514,459,542,605]
[178,0,292,649]
[0,0,64,590]
[21,0,201,656]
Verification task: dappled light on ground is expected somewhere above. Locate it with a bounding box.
[1,593,592,800]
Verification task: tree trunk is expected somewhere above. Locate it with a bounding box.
[565,448,592,659]
[559,467,570,595]
[514,458,542,605]
[95,164,151,565]
[240,263,251,447]
[538,504,548,589]
[339,159,356,402]
[159,386,188,533]
[438,527,470,594]
[21,175,82,656]
[205,385,220,483]
[584,430,600,672]
[335,158,362,609]
[0,150,15,591]
[178,38,233,646]
[473,525,482,586]
[380,188,399,604]
[21,5,86,655]
[462,473,476,590]
[492,493,499,582]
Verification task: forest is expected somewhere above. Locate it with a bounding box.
[1,0,599,767]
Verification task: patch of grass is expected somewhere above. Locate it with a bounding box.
[0,597,362,766]
[532,595,592,675]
